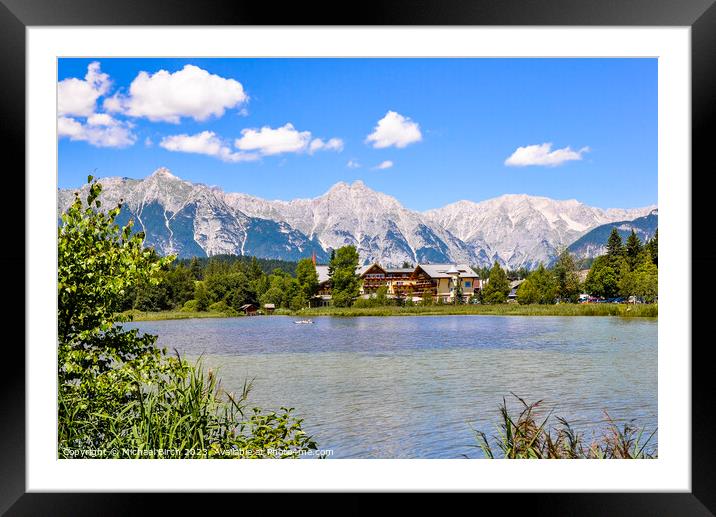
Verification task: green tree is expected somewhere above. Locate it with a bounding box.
[646,229,658,266]
[132,279,170,311]
[584,255,624,298]
[58,177,317,458]
[246,256,264,282]
[58,176,172,384]
[295,258,319,300]
[634,259,658,302]
[606,227,625,262]
[375,285,390,306]
[329,245,361,307]
[205,272,252,311]
[552,249,581,302]
[164,265,196,308]
[517,264,558,304]
[327,249,336,277]
[260,286,284,307]
[625,230,644,271]
[252,273,270,302]
[481,261,510,304]
[619,268,639,300]
[420,288,435,306]
[194,281,211,311]
[290,291,308,311]
[189,257,203,280]
[452,277,464,304]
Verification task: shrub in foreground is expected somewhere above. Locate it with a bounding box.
[58,177,317,459]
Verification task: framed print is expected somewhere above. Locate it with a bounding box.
[3,0,715,513]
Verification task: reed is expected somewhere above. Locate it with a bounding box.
[59,353,318,459]
[474,394,657,459]
[121,309,235,321]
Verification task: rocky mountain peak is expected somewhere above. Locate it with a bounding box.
[148,167,179,180]
[58,170,657,268]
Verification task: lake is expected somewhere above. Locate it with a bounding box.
[125,315,657,458]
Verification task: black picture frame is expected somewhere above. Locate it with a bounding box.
[3,0,713,513]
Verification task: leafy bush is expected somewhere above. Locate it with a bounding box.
[208,300,239,316]
[352,297,377,308]
[181,299,199,312]
[58,177,318,459]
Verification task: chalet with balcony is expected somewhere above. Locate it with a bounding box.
[312,261,481,304]
[412,263,481,303]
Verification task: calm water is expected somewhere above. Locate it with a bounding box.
[125,315,657,458]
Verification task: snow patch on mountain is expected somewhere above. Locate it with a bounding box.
[58,168,655,268]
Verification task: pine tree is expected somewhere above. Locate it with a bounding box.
[606,227,625,261]
[327,249,336,277]
[625,230,644,271]
[646,229,658,266]
[452,276,463,304]
[189,257,203,280]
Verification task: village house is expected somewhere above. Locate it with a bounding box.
[507,279,526,302]
[313,262,482,305]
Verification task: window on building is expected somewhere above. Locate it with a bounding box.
[464,281,472,288]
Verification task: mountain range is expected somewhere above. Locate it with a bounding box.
[57,168,656,269]
[567,209,658,260]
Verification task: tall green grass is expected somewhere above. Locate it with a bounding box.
[121,309,236,321]
[474,394,657,459]
[126,303,657,321]
[59,353,318,459]
[295,303,657,318]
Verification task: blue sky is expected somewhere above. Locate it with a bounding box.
[58,58,657,211]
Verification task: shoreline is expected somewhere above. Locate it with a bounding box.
[124,303,658,322]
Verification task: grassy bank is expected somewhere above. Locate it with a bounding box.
[295,303,657,318]
[124,303,657,321]
[122,309,236,321]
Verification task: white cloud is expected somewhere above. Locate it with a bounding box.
[374,160,394,170]
[309,137,344,154]
[86,113,118,126]
[505,143,590,167]
[160,131,257,163]
[365,111,422,149]
[102,93,123,113]
[112,65,248,123]
[58,116,136,148]
[58,62,111,117]
[346,159,361,169]
[234,123,342,157]
[162,124,344,163]
[144,137,153,147]
[56,62,137,148]
[235,123,311,155]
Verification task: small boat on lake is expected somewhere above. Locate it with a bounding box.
[294,319,314,324]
